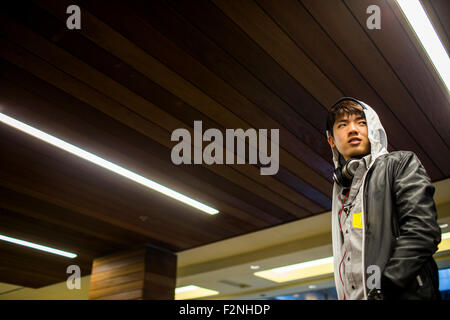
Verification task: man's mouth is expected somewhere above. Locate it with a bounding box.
[348,137,362,145]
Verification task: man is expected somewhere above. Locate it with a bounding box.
[326,97,441,300]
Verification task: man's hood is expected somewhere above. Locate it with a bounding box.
[326,97,389,169]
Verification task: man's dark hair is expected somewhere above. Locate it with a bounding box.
[326,100,365,137]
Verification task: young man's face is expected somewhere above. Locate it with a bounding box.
[327,106,371,161]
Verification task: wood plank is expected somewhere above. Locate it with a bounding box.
[258,0,443,180]
[144,245,178,278]
[52,5,331,213]
[429,0,450,46]
[0,131,250,245]
[169,0,444,180]
[301,0,448,177]
[91,289,142,300]
[0,186,148,246]
[215,1,441,178]
[0,58,300,225]
[420,0,450,56]
[0,68,281,230]
[90,271,146,291]
[0,30,312,222]
[89,246,176,300]
[31,0,333,202]
[1,176,185,251]
[143,245,177,300]
[275,168,331,210]
[0,243,92,287]
[3,124,292,253]
[211,0,342,108]
[0,132,220,248]
[0,208,107,259]
[346,0,450,149]
[0,63,285,229]
[95,0,333,181]
[90,262,144,283]
[0,157,195,251]
[0,267,61,288]
[165,0,329,140]
[89,280,144,299]
[92,248,146,269]
[144,272,174,288]
[0,241,92,270]
[92,252,145,275]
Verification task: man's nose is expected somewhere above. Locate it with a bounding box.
[348,121,359,134]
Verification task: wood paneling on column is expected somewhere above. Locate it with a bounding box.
[89,245,177,300]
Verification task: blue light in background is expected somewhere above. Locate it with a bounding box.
[439,268,450,291]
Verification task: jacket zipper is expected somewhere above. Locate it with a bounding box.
[361,166,375,300]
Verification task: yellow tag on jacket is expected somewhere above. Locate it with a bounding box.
[353,212,363,229]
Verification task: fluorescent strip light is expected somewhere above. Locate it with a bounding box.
[175,285,219,300]
[396,0,450,91]
[254,257,334,283]
[0,112,219,215]
[0,234,77,258]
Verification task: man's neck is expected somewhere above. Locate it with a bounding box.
[345,153,370,161]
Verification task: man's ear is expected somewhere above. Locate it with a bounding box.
[328,135,336,148]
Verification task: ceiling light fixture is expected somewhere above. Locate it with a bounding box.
[439,232,450,253]
[395,0,450,91]
[256,233,450,283]
[254,256,334,283]
[0,112,219,215]
[0,234,77,258]
[175,285,219,300]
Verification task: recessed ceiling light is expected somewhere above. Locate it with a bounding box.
[0,112,219,215]
[438,232,450,253]
[395,0,450,91]
[440,223,448,229]
[250,265,260,270]
[0,234,77,258]
[254,256,334,283]
[175,285,219,300]
[308,285,317,289]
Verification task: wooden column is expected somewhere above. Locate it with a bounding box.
[88,245,177,300]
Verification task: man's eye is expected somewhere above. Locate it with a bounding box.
[360,121,367,125]
[338,124,346,128]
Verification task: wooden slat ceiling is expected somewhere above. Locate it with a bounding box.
[0,0,449,289]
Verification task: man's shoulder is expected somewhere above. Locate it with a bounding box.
[372,151,419,171]
[376,150,416,162]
